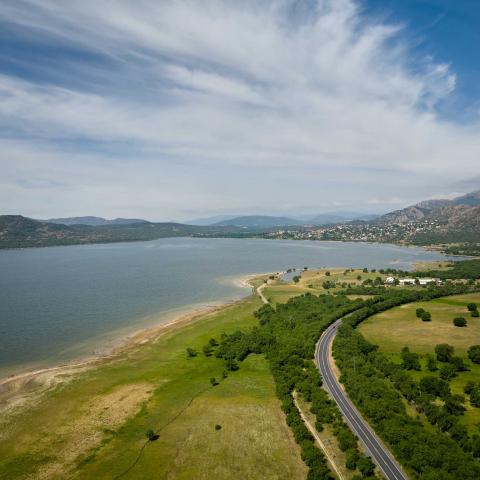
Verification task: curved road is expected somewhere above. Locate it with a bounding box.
[315,319,409,480]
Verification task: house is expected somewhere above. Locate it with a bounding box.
[385,276,395,284]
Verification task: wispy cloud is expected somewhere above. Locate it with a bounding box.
[0,0,478,219]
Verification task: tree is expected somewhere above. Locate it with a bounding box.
[325,271,331,276]
[225,356,239,371]
[357,456,375,477]
[470,386,480,408]
[435,343,455,362]
[401,346,421,371]
[345,448,358,470]
[186,347,197,357]
[292,275,300,283]
[467,302,478,312]
[421,311,431,322]
[439,363,457,381]
[453,317,467,327]
[145,429,156,441]
[419,376,450,398]
[203,344,213,356]
[468,345,480,364]
[464,381,475,394]
[450,356,468,372]
[210,377,218,386]
[363,268,368,273]
[416,308,425,318]
[426,353,438,371]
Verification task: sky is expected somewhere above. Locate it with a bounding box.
[0,0,479,221]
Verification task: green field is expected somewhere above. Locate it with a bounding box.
[0,296,307,480]
[359,293,480,433]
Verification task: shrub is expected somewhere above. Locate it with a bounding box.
[420,311,431,322]
[453,317,467,327]
[145,429,156,441]
[471,310,479,318]
[439,363,457,381]
[468,345,480,364]
[186,347,197,357]
[203,344,213,356]
[416,308,425,318]
[467,303,478,312]
[215,424,222,431]
[435,343,455,362]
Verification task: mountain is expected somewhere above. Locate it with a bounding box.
[377,190,480,225]
[45,216,149,226]
[0,215,243,249]
[306,212,380,225]
[185,215,237,226]
[373,190,480,243]
[213,215,301,228]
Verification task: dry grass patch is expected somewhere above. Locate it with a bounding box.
[27,383,153,480]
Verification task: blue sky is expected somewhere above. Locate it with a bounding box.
[0,0,479,221]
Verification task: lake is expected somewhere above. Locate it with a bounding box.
[0,238,456,376]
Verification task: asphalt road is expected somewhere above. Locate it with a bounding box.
[315,319,409,480]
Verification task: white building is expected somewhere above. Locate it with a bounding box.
[398,278,439,286]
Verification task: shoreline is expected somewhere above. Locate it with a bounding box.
[0,272,264,412]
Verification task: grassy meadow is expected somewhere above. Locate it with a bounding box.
[359,293,480,433]
[0,294,307,480]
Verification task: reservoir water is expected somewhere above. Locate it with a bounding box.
[0,238,457,376]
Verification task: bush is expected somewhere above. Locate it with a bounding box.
[416,308,425,318]
[453,317,467,327]
[145,429,156,441]
[468,345,480,364]
[215,424,222,430]
[421,311,431,322]
[439,363,457,381]
[186,347,197,357]
[203,344,213,356]
[435,343,455,362]
[471,310,479,318]
[467,303,478,312]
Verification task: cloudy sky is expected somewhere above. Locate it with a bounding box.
[1,0,479,221]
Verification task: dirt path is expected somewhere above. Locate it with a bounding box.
[293,393,345,480]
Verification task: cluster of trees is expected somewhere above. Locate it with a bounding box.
[208,293,374,478]
[416,308,431,322]
[333,325,480,479]
[417,259,480,281]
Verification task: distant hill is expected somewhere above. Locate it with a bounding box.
[377,190,480,225]
[375,189,480,243]
[45,216,149,226]
[0,215,243,249]
[185,215,237,226]
[213,215,301,228]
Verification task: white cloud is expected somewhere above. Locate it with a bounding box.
[0,0,478,219]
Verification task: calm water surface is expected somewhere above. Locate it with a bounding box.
[0,238,456,375]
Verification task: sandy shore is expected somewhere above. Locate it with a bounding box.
[0,273,264,412]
